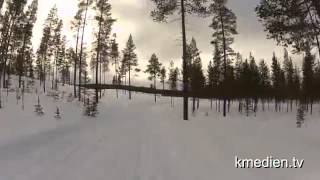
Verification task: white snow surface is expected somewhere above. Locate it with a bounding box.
[0,83,320,180]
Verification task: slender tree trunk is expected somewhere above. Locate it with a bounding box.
[79,0,90,101]
[1,16,14,88]
[55,52,58,90]
[74,25,80,97]
[220,11,227,117]
[197,98,200,110]
[95,8,103,103]
[114,58,119,98]
[181,0,189,120]
[129,64,132,99]
[18,33,27,89]
[2,19,15,88]
[99,57,102,99]
[43,59,46,93]
[192,97,195,113]
[154,75,156,103]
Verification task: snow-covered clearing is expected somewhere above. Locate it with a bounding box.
[0,83,320,180]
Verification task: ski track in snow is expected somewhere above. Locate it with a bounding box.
[0,85,320,180]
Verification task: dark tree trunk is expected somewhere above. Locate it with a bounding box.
[192,97,195,113]
[129,64,132,100]
[181,0,189,120]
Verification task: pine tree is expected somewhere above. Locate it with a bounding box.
[239,59,250,97]
[92,0,115,102]
[119,55,128,85]
[122,35,138,100]
[209,0,238,117]
[234,53,243,82]
[145,53,162,102]
[248,54,260,97]
[53,19,63,90]
[110,33,120,84]
[149,0,211,120]
[78,0,93,101]
[65,47,76,85]
[185,38,205,112]
[293,66,301,97]
[0,0,4,10]
[57,36,69,86]
[70,8,83,97]
[211,42,222,93]
[168,61,179,107]
[271,53,282,98]
[0,0,28,88]
[313,63,320,97]
[14,0,38,89]
[160,66,166,90]
[207,60,214,89]
[37,6,58,93]
[302,46,315,98]
[190,55,205,113]
[283,48,295,98]
[258,60,271,97]
[256,0,320,56]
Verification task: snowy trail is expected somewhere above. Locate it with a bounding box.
[0,92,228,180]
[1,90,320,180]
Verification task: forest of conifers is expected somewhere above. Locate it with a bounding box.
[0,0,320,120]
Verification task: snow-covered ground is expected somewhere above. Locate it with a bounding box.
[0,82,320,180]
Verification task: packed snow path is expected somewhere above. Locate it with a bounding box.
[0,89,320,180]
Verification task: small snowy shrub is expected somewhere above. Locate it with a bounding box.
[34,96,44,116]
[54,107,61,119]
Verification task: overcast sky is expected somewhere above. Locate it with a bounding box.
[32,0,303,78]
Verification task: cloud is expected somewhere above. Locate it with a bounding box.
[32,0,303,75]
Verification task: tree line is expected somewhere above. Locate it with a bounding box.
[0,0,319,119]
